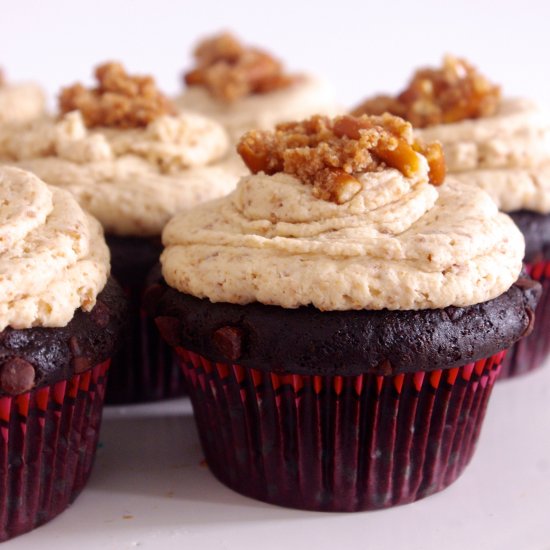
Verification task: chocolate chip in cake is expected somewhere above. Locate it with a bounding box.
[514,277,541,292]
[90,300,110,328]
[213,326,243,361]
[155,316,182,347]
[73,356,91,374]
[0,357,36,394]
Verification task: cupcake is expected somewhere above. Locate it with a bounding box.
[0,62,241,403]
[0,68,45,124]
[175,32,340,141]
[151,114,538,511]
[353,56,550,379]
[0,166,125,540]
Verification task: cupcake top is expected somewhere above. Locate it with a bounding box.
[176,32,340,140]
[161,113,524,311]
[0,68,46,124]
[0,62,239,237]
[0,166,109,331]
[353,56,550,214]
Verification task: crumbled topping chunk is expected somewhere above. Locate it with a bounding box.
[352,56,501,128]
[184,32,297,102]
[237,114,445,203]
[59,62,175,128]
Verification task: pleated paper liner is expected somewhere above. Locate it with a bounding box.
[176,347,504,512]
[105,283,186,404]
[500,260,550,379]
[0,360,110,541]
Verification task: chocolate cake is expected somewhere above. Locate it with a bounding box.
[105,235,185,403]
[0,277,126,395]
[153,277,539,376]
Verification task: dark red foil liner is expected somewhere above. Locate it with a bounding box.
[500,260,550,379]
[105,283,186,404]
[0,360,110,541]
[176,348,504,512]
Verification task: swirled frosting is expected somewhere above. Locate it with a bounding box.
[161,156,524,311]
[0,82,45,124]
[175,76,341,141]
[416,98,550,213]
[0,110,240,236]
[0,166,109,330]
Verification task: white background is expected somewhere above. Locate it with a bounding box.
[2,2,550,548]
[2,0,550,109]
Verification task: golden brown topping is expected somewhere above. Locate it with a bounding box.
[0,68,5,87]
[58,62,175,128]
[237,113,445,203]
[352,56,501,128]
[184,32,297,102]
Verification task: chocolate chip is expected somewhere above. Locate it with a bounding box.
[522,308,536,338]
[69,336,82,356]
[90,300,110,328]
[213,326,243,361]
[155,316,182,347]
[0,357,35,394]
[514,277,540,292]
[73,356,91,374]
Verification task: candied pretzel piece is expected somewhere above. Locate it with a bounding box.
[352,56,501,128]
[184,32,297,102]
[237,113,445,204]
[59,61,175,129]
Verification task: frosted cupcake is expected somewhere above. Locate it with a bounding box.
[0,62,240,403]
[0,166,126,540]
[0,68,45,124]
[353,56,550,379]
[176,32,340,140]
[152,114,538,511]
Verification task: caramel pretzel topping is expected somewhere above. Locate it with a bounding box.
[352,56,501,128]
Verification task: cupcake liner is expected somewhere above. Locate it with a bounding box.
[0,360,110,541]
[500,260,550,379]
[106,282,186,404]
[175,347,504,512]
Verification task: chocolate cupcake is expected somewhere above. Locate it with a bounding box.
[353,56,550,379]
[0,62,242,403]
[0,68,45,124]
[0,166,125,540]
[175,32,340,141]
[152,114,537,511]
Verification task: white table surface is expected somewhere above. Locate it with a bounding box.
[4,364,550,550]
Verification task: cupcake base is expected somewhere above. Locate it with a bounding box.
[0,360,110,541]
[176,347,504,512]
[500,260,550,379]
[105,235,186,404]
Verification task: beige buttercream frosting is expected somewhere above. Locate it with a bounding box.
[0,82,45,124]
[176,76,341,141]
[161,156,524,311]
[416,98,550,213]
[0,166,109,330]
[0,110,241,236]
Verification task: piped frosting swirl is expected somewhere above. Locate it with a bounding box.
[161,115,524,311]
[0,166,109,330]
